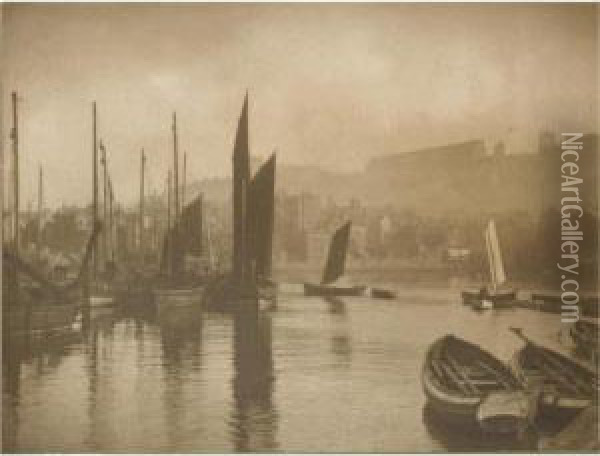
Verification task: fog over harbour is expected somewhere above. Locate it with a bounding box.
[3,3,597,208]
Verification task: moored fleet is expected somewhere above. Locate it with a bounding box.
[2,89,598,449]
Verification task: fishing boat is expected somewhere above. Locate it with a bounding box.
[3,223,100,334]
[510,328,598,418]
[204,95,277,310]
[570,319,599,365]
[422,334,532,434]
[462,219,516,309]
[304,222,366,297]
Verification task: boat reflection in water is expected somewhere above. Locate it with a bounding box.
[230,301,277,452]
[2,327,83,452]
[3,285,578,452]
[159,304,204,449]
[422,403,538,452]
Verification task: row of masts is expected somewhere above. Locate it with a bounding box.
[87,100,190,281]
[90,102,120,280]
[7,89,241,292]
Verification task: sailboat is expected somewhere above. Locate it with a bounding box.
[204,93,265,309]
[462,219,516,309]
[304,221,366,297]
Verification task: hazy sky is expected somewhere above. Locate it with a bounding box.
[2,4,597,208]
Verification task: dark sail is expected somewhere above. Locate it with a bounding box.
[232,94,251,285]
[178,195,203,255]
[248,153,276,280]
[161,195,203,279]
[321,221,351,285]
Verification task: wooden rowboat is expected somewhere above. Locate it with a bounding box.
[510,328,597,418]
[422,335,531,434]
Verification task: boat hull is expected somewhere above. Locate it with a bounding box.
[153,285,204,307]
[422,335,528,434]
[4,303,78,334]
[510,343,597,418]
[462,288,516,309]
[304,283,366,297]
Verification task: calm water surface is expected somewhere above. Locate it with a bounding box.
[3,284,570,452]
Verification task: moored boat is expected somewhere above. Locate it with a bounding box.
[5,302,79,334]
[422,334,531,434]
[369,287,397,300]
[462,287,516,310]
[304,282,366,297]
[510,328,598,418]
[304,222,366,298]
[461,220,516,310]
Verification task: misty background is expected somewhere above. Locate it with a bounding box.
[2,3,597,209]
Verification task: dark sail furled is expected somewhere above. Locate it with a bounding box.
[321,221,352,285]
[161,195,203,279]
[248,153,276,280]
[232,93,251,285]
[178,195,203,255]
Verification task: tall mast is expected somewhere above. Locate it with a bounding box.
[11,92,19,257]
[167,170,172,277]
[139,148,146,257]
[167,170,172,232]
[100,141,107,268]
[182,151,186,208]
[37,164,43,256]
[108,176,114,262]
[92,101,98,279]
[172,112,180,221]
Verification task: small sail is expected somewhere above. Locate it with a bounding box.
[321,221,352,285]
[248,153,276,280]
[485,219,506,288]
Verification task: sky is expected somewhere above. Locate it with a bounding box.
[2,3,597,208]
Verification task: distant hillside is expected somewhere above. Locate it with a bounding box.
[184,135,597,217]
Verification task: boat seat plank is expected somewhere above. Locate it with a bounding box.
[529,346,593,394]
[439,361,473,396]
[444,354,481,395]
[535,360,585,396]
[476,361,513,390]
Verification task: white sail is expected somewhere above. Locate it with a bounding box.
[485,219,506,289]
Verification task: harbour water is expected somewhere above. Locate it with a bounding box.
[2,282,573,453]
